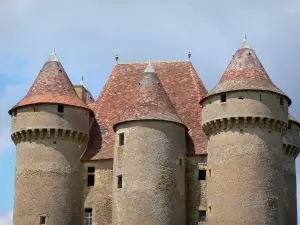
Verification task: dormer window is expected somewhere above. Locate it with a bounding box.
[58,104,64,113]
[221,94,227,103]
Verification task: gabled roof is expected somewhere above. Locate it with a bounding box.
[82,61,208,160]
[114,61,184,127]
[9,50,90,113]
[201,36,291,105]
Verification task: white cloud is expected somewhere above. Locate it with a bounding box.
[0,210,13,225]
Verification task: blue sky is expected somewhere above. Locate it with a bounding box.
[0,0,300,224]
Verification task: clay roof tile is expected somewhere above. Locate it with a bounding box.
[9,50,90,113]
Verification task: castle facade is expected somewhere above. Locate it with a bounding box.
[9,37,300,225]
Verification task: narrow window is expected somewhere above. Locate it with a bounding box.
[179,158,183,167]
[259,94,262,101]
[87,167,95,187]
[57,104,64,113]
[13,110,17,117]
[33,106,36,112]
[85,208,92,225]
[117,175,122,188]
[39,216,46,225]
[280,98,284,106]
[208,205,212,213]
[198,170,206,180]
[118,133,124,146]
[220,94,226,102]
[288,122,291,130]
[198,210,206,222]
[208,169,212,177]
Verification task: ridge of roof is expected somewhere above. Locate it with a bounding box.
[201,36,291,105]
[117,60,190,64]
[9,50,90,113]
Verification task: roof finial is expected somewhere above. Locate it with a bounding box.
[144,57,155,73]
[115,54,119,64]
[240,34,251,49]
[47,47,59,62]
[81,76,83,82]
[188,51,191,61]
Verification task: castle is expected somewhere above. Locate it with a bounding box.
[9,36,300,225]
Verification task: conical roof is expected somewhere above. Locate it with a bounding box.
[201,35,291,104]
[114,61,184,128]
[9,49,90,113]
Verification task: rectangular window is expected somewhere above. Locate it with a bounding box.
[288,122,291,130]
[198,170,206,180]
[280,98,284,106]
[179,158,183,167]
[40,216,46,225]
[117,175,122,189]
[198,210,206,222]
[13,110,17,117]
[58,104,64,113]
[87,167,95,187]
[119,133,124,146]
[85,208,92,225]
[220,94,227,102]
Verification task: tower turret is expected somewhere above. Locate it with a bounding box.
[282,114,300,225]
[200,36,290,224]
[112,61,187,225]
[9,49,91,225]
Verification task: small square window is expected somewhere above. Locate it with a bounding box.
[119,133,124,146]
[198,170,206,180]
[117,175,122,189]
[280,98,284,106]
[220,94,226,102]
[58,104,64,113]
[198,210,206,222]
[40,216,46,225]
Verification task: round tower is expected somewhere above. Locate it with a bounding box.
[282,114,300,225]
[200,37,290,225]
[9,50,91,225]
[112,61,187,225]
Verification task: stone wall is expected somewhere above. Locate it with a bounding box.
[186,155,207,225]
[112,120,186,225]
[83,160,113,225]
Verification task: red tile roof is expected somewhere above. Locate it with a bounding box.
[201,39,291,104]
[114,62,184,128]
[9,60,90,113]
[82,61,208,160]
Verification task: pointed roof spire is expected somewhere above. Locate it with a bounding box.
[201,35,291,105]
[114,61,184,128]
[47,47,60,62]
[9,50,90,114]
[144,58,155,73]
[240,33,251,49]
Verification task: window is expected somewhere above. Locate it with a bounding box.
[288,122,291,130]
[39,216,46,225]
[87,167,95,187]
[179,158,183,167]
[117,175,122,189]
[33,106,36,112]
[198,210,206,222]
[85,208,92,225]
[199,170,206,180]
[220,94,226,102]
[118,133,124,146]
[58,104,64,113]
[259,94,262,101]
[280,98,284,106]
[12,110,17,118]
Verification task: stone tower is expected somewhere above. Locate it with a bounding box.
[200,37,290,224]
[112,62,187,225]
[282,114,300,225]
[9,50,91,225]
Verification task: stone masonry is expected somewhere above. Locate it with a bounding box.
[9,38,299,225]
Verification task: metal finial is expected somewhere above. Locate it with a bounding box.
[81,76,83,82]
[148,57,151,65]
[144,57,155,73]
[244,34,247,41]
[188,51,191,60]
[115,54,119,63]
[52,47,56,55]
[47,47,59,62]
